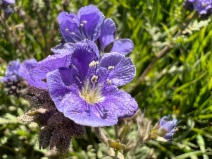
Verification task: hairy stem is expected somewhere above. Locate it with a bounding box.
[94,127,109,146]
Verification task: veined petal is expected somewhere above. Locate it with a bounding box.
[110,39,134,55]
[60,20,81,42]
[19,58,37,74]
[101,86,138,118]
[47,68,75,112]
[78,5,104,41]
[51,43,75,55]
[99,52,135,86]
[98,18,116,51]
[29,53,71,89]
[71,40,99,80]
[58,12,79,25]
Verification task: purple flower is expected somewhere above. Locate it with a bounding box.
[1,58,37,83]
[159,115,177,141]
[47,40,138,127]
[184,0,212,15]
[52,5,134,55]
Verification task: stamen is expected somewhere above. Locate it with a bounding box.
[91,75,98,83]
[65,29,82,42]
[108,66,114,70]
[83,20,87,24]
[107,79,111,84]
[89,61,99,67]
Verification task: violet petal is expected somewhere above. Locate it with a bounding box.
[29,53,71,89]
[110,39,134,55]
[47,68,75,112]
[99,52,135,87]
[98,18,116,51]
[78,5,104,41]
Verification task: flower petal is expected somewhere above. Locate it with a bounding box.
[78,5,104,41]
[99,52,135,86]
[110,39,134,55]
[29,53,71,89]
[101,86,138,118]
[98,18,116,51]
[163,129,175,141]
[19,58,37,74]
[60,20,82,42]
[71,40,99,80]
[58,12,79,25]
[47,68,75,112]
[51,43,75,55]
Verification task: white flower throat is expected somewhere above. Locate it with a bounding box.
[79,79,105,105]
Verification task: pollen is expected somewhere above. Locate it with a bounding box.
[108,66,114,70]
[107,79,111,84]
[89,61,99,67]
[79,80,105,105]
[91,75,98,83]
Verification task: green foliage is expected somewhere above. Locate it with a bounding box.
[1,0,212,158]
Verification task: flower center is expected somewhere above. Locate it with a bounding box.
[79,80,105,105]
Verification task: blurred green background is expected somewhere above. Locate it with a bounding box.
[1,0,212,158]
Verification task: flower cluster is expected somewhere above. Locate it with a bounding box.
[1,5,138,152]
[184,0,212,17]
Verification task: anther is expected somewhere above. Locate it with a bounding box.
[91,75,98,83]
[108,66,114,70]
[89,61,99,67]
[107,79,112,84]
